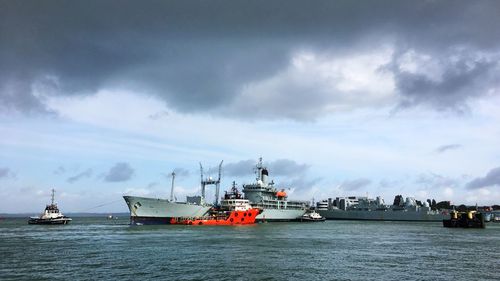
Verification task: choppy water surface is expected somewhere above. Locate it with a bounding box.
[1,217,499,281]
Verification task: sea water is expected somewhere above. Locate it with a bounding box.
[1,217,499,280]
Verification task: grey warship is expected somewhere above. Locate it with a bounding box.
[123,162,222,225]
[317,195,448,221]
[242,158,309,222]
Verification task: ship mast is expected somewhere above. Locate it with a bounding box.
[256,157,263,181]
[215,160,223,206]
[170,171,175,202]
[200,163,204,199]
[51,188,55,205]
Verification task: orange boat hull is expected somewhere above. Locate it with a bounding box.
[170,209,260,225]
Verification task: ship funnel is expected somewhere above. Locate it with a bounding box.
[254,157,270,186]
[261,168,269,185]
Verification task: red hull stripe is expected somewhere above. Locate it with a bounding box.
[170,209,260,225]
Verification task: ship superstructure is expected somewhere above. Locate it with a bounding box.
[317,195,448,221]
[242,158,308,222]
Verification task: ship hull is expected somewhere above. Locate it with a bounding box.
[256,209,306,222]
[318,209,447,221]
[129,216,172,225]
[123,196,211,225]
[299,217,326,222]
[28,217,72,225]
[170,209,260,225]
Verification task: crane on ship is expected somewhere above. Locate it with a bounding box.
[200,160,223,206]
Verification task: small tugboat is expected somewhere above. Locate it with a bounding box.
[300,210,326,222]
[170,182,261,226]
[28,189,72,225]
[443,210,485,228]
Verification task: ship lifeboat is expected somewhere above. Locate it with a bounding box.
[276,190,287,198]
[170,208,261,225]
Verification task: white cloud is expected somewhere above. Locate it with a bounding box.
[227,47,396,120]
[397,50,442,80]
[46,89,165,128]
[443,187,454,198]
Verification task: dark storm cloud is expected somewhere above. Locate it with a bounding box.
[435,144,462,154]
[2,1,500,119]
[389,53,500,113]
[466,166,500,189]
[104,162,134,182]
[0,77,57,115]
[66,168,93,183]
[340,178,371,191]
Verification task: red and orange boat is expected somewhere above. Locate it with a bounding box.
[170,183,261,226]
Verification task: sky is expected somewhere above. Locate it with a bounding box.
[1,0,500,213]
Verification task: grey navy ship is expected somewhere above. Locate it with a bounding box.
[123,158,309,224]
[123,195,212,225]
[316,195,448,221]
[242,158,309,222]
[123,162,223,225]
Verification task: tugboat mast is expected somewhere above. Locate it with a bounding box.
[51,188,55,205]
